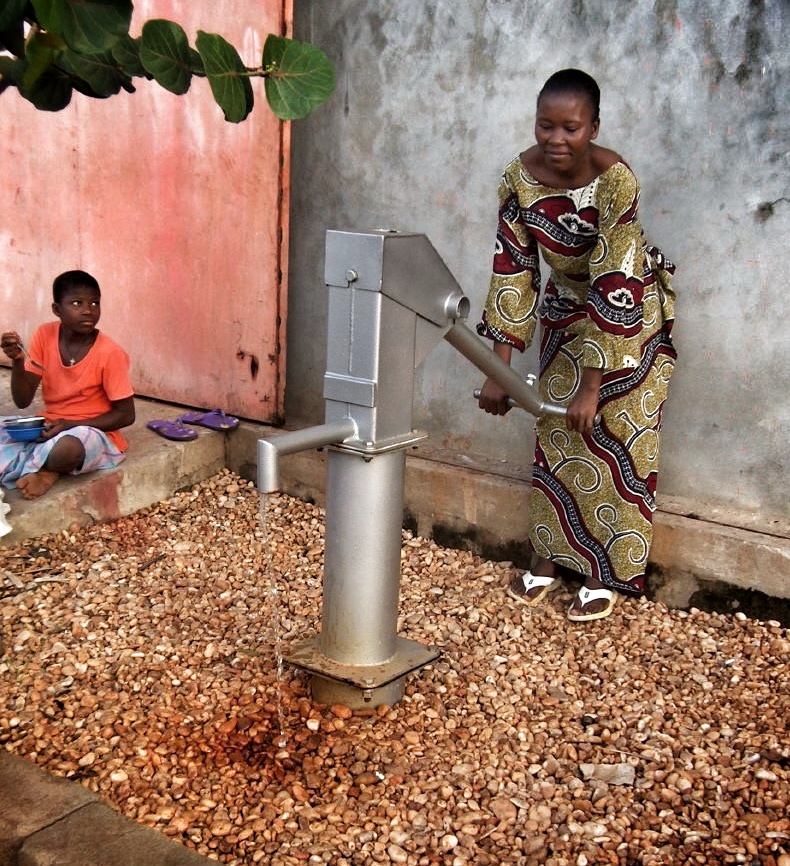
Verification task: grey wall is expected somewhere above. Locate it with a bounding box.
[287,0,789,521]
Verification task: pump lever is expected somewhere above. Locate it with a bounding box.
[472,380,601,426]
[472,388,520,410]
[473,373,538,409]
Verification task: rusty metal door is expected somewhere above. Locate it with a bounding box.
[1,0,292,423]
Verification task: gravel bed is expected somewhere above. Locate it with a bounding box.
[1,469,789,866]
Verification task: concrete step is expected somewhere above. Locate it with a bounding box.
[0,390,229,548]
[267,438,790,624]
[0,751,212,866]
[0,367,284,547]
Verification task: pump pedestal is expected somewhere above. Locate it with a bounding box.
[258,229,566,708]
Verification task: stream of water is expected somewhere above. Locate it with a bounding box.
[258,492,289,749]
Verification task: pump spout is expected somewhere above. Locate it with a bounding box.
[257,418,358,494]
[443,321,566,418]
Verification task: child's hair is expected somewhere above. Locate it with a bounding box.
[538,68,601,123]
[53,270,101,304]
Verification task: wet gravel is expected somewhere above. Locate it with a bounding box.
[1,469,789,866]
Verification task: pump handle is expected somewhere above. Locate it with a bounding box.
[472,387,601,426]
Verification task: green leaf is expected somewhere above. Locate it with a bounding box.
[195,30,252,123]
[0,56,23,87]
[262,35,334,120]
[20,68,73,110]
[0,21,26,58]
[31,0,132,54]
[22,29,64,89]
[60,47,128,97]
[0,0,28,32]
[111,34,147,79]
[139,19,192,95]
[188,47,204,76]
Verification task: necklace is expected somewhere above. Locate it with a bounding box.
[62,347,80,366]
[62,333,95,366]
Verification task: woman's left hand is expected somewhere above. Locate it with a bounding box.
[566,390,599,434]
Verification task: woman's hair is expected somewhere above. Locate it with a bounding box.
[53,270,101,303]
[538,68,600,123]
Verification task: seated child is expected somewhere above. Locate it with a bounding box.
[0,270,135,500]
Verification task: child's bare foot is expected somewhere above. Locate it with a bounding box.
[17,470,60,499]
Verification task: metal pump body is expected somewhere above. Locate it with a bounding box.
[257,229,565,708]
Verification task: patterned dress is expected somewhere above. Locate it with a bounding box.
[478,157,677,595]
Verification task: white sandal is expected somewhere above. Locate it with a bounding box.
[567,586,617,622]
[507,570,561,607]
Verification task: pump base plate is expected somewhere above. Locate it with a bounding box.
[283,635,441,690]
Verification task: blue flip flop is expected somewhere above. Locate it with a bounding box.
[176,409,239,431]
[147,419,198,441]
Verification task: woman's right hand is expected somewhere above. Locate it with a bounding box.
[478,377,512,415]
[0,331,23,362]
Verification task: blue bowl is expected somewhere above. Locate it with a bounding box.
[4,420,46,442]
[6,424,44,442]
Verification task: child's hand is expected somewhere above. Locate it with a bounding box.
[41,419,72,440]
[1,331,24,362]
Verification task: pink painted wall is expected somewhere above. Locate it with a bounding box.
[1,0,292,422]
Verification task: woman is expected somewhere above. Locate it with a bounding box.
[477,68,677,622]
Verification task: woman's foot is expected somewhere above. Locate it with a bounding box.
[567,576,618,621]
[508,570,561,606]
[507,556,559,605]
[17,469,60,500]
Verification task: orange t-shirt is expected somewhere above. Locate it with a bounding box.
[26,322,134,451]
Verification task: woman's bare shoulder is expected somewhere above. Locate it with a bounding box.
[592,145,623,172]
[518,146,541,172]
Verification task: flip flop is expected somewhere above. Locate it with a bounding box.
[567,586,618,622]
[176,409,239,431]
[146,419,198,441]
[507,571,561,607]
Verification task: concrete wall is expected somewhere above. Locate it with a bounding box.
[286,1,789,528]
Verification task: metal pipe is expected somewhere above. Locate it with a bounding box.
[257,418,357,493]
[321,448,405,665]
[443,321,567,418]
[286,442,440,709]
